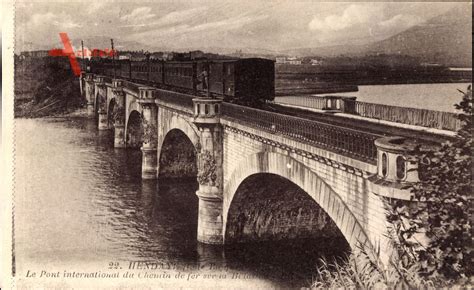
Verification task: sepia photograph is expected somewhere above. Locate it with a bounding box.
[2,0,472,288]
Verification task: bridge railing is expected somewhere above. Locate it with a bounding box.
[221,103,379,163]
[155,89,194,112]
[354,101,461,131]
[122,80,141,93]
[274,96,461,131]
[275,95,326,109]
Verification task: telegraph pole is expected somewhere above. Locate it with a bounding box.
[111,38,116,78]
[81,40,84,71]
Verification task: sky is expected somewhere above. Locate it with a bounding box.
[14,1,469,53]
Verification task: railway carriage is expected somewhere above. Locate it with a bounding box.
[119,60,131,79]
[149,60,164,84]
[89,57,275,105]
[130,61,149,81]
[163,61,196,89]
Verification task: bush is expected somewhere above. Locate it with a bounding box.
[387,86,472,284]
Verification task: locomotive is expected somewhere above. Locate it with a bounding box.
[88,57,275,105]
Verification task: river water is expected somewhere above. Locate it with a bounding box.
[315,82,472,112]
[14,117,347,289]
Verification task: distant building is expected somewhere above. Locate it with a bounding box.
[149,52,164,60]
[190,50,205,60]
[276,56,302,65]
[19,50,50,59]
[275,57,286,64]
[310,59,324,66]
[161,52,174,61]
[421,62,442,67]
[287,57,302,65]
[118,53,131,60]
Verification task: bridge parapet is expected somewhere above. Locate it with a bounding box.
[156,89,194,113]
[193,98,222,124]
[138,86,156,100]
[121,80,140,96]
[112,79,123,88]
[369,136,431,200]
[276,95,461,131]
[322,95,357,113]
[221,103,379,164]
[375,137,420,183]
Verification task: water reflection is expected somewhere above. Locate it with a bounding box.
[15,117,348,288]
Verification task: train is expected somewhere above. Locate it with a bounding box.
[87,57,275,105]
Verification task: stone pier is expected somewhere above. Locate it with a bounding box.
[84,73,95,117]
[138,87,158,179]
[95,76,108,130]
[112,80,126,148]
[193,98,224,244]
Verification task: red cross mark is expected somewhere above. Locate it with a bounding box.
[48,33,81,76]
[49,33,117,77]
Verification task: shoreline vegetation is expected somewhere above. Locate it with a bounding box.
[14,57,85,118]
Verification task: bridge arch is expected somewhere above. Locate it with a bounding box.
[223,151,373,253]
[157,112,200,154]
[126,110,143,148]
[107,98,117,129]
[94,89,100,116]
[158,128,198,178]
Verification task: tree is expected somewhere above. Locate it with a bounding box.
[387,86,472,283]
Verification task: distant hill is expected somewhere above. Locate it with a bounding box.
[282,6,472,67]
[366,5,472,67]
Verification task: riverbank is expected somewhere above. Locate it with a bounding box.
[14,56,85,118]
[15,97,86,118]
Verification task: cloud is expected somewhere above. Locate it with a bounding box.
[309,4,383,31]
[87,2,108,14]
[27,12,82,29]
[185,14,268,34]
[120,7,207,30]
[120,7,155,25]
[18,12,82,38]
[16,11,84,51]
[28,12,56,27]
[127,12,268,46]
[152,7,207,27]
[53,18,82,29]
[15,1,465,52]
[379,14,421,29]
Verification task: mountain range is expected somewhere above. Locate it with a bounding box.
[281,6,472,67]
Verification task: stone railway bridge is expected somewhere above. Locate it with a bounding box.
[81,73,452,265]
